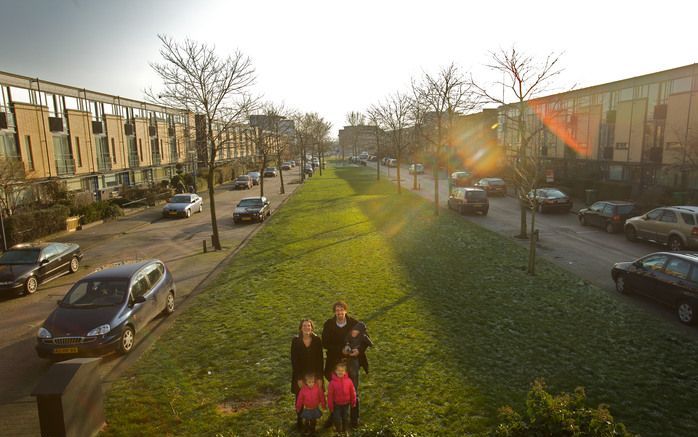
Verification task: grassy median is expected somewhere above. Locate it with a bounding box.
[103,164,698,436]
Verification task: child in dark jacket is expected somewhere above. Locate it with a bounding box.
[295,373,326,435]
[342,321,372,427]
[327,361,356,434]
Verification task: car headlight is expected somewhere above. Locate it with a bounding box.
[37,327,52,339]
[87,324,111,337]
[0,281,14,286]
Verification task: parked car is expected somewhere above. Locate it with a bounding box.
[35,259,176,359]
[304,165,314,177]
[525,188,573,213]
[624,206,698,251]
[233,196,271,224]
[474,177,507,196]
[578,200,640,233]
[450,171,474,187]
[281,162,292,171]
[162,193,203,218]
[0,242,82,296]
[612,251,698,324]
[386,159,397,167]
[408,163,425,174]
[233,175,253,190]
[447,187,489,215]
[263,167,278,177]
[247,171,261,185]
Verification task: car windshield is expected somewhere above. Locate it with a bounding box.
[248,172,260,177]
[265,168,275,172]
[0,249,41,264]
[61,279,129,307]
[170,195,191,203]
[238,198,263,207]
[236,176,249,181]
[488,179,505,185]
[466,191,487,200]
[541,189,565,198]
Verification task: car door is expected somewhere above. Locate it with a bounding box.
[654,210,678,244]
[629,253,669,297]
[145,262,166,316]
[129,271,153,331]
[37,245,63,281]
[654,256,695,306]
[637,208,664,241]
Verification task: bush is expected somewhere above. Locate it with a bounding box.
[74,201,124,224]
[492,379,634,437]
[5,205,71,245]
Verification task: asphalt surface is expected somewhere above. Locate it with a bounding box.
[0,170,305,436]
[369,161,698,334]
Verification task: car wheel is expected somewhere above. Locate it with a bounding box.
[605,222,615,233]
[164,292,175,315]
[24,276,38,295]
[69,257,80,273]
[233,219,240,225]
[625,226,637,242]
[118,325,135,354]
[579,215,587,226]
[186,209,191,218]
[614,274,631,294]
[668,236,684,251]
[677,301,696,325]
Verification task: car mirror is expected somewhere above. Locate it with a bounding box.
[133,295,146,304]
[56,299,62,306]
[632,260,643,268]
[40,259,49,265]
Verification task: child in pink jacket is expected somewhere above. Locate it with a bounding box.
[295,373,326,435]
[327,361,356,434]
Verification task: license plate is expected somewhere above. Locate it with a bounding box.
[169,211,178,216]
[54,347,78,354]
[242,217,251,221]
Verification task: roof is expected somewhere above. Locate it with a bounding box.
[653,252,698,263]
[668,206,698,213]
[10,242,52,250]
[85,259,159,281]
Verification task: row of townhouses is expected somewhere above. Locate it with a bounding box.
[0,71,265,204]
[340,63,698,197]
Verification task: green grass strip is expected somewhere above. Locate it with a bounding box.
[103,163,698,436]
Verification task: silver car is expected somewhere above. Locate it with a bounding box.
[162,193,203,218]
[625,206,698,251]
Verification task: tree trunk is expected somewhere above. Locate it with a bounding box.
[278,154,285,194]
[397,152,402,194]
[259,157,266,197]
[207,165,221,250]
[527,205,537,274]
[433,144,440,216]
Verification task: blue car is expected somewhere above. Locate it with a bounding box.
[36,259,176,359]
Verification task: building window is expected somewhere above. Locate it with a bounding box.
[608,165,624,181]
[0,133,19,159]
[74,137,82,167]
[23,135,34,170]
[111,138,117,164]
[139,138,143,161]
[672,77,692,94]
[615,142,628,150]
[666,142,681,149]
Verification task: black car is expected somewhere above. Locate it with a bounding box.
[612,252,698,325]
[525,188,573,213]
[233,196,271,224]
[578,201,640,233]
[36,259,176,359]
[474,178,507,196]
[0,242,82,296]
[447,187,489,215]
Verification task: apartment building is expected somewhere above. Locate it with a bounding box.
[0,71,258,205]
[497,63,698,192]
[338,125,379,157]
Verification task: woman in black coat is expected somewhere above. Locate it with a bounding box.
[291,319,324,428]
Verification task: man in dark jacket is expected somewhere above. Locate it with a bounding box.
[322,301,369,428]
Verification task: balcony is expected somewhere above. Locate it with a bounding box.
[55,157,75,176]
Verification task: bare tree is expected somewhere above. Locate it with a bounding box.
[471,46,564,274]
[413,63,478,215]
[294,113,331,181]
[365,110,385,181]
[0,158,27,216]
[148,34,256,250]
[368,92,413,193]
[345,111,366,158]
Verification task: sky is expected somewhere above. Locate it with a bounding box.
[0,0,697,138]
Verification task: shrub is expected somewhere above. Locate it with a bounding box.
[74,201,124,224]
[492,379,634,437]
[5,205,71,245]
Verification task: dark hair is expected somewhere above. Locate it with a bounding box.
[298,319,315,336]
[333,300,348,312]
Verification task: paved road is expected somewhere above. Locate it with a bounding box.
[0,171,303,436]
[368,161,698,331]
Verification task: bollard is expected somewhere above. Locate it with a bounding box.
[203,240,207,253]
[32,358,104,437]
